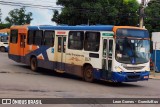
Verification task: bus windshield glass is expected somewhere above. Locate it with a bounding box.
[115,30,150,64]
[0,36,8,42]
[116,29,149,38]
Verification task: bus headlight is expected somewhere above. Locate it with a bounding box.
[144,67,150,71]
[115,66,123,72]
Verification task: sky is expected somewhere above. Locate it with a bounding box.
[0,0,142,25]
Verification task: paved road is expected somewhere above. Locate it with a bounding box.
[0,53,160,107]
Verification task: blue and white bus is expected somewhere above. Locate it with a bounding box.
[0,33,9,52]
[8,25,150,82]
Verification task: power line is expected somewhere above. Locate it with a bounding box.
[0,3,61,10]
[0,0,62,10]
[0,1,62,8]
[6,0,57,4]
[37,0,57,4]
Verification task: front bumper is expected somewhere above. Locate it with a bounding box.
[5,46,9,52]
[111,71,150,82]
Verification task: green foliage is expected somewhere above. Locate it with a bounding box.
[52,0,139,26]
[0,23,11,29]
[145,0,160,33]
[118,0,139,25]
[5,7,33,25]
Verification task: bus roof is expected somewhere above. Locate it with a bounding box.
[11,25,147,32]
[113,26,147,32]
[0,28,10,33]
[0,33,8,36]
[27,25,114,31]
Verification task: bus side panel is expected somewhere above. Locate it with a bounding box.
[37,47,55,70]
[9,28,28,63]
[65,50,84,77]
[23,45,39,64]
[23,45,56,70]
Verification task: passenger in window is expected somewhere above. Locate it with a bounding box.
[69,40,75,49]
[123,38,132,56]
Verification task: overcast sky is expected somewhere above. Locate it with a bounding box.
[0,0,142,25]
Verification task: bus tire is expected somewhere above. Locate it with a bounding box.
[83,65,94,82]
[0,47,5,52]
[30,57,38,71]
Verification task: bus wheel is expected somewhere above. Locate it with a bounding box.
[0,47,5,52]
[30,57,38,71]
[83,65,94,82]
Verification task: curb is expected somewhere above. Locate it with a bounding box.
[149,75,160,80]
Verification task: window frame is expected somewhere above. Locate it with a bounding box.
[84,31,100,52]
[68,31,84,50]
[27,30,43,45]
[34,30,43,45]
[10,29,18,44]
[1,36,8,42]
[44,30,55,47]
[27,30,35,45]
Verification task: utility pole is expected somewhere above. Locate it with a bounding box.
[139,0,146,28]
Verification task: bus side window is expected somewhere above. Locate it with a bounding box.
[28,30,34,45]
[68,31,84,50]
[84,32,100,52]
[44,31,55,47]
[103,39,107,57]
[10,30,18,43]
[34,30,43,45]
[109,40,113,58]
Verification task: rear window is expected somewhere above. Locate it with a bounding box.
[10,30,18,43]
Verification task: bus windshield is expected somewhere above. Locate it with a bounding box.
[115,28,150,64]
[0,36,8,42]
[116,29,149,38]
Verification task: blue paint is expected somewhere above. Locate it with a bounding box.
[92,69,149,82]
[93,68,101,79]
[111,71,149,82]
[0,33,8,36]
[28,25,114,31]
[151,50,160,72]
[8,54,21,62]
[5,46,9,52]
[25,46,50,61]
[27,26,40,30]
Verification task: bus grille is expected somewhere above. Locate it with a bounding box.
[123,66,145,70]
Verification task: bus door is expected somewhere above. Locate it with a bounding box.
[102,38,113,79]
[56,35,66,71]
[20,34,26,62]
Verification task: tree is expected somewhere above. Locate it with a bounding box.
[51,10,60,24]
[0,9,11,29]
[117,0,139,26]
[5,7,33,25]
[0,23,11,29]
[145,0,160,33]
[51,0,139,26]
